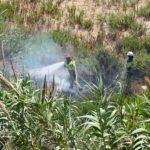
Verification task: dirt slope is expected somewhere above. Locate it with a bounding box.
[1,0,149,48]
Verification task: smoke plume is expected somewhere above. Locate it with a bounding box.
[17,32,71,91]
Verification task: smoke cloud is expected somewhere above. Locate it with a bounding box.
[19,32,65,68]
[16,32,71,91]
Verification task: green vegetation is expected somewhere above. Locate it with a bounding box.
[130,21,146,36]
[0,1,149,149]
[68,6,84,27]
[83,19,94,30]
[67,5,94,31]
[40,0,62,18]
[97,14,106,22]
[116,37,150,77]
[96,48,124,84]
[134,53,150,76]
[0,75,150,149]
[0,2,17,19]
[137,2,150,20]
[108,14,146,36]
[67,5,76,16]
[116,37,150,53]
[130,0,139,6]
[51,30,80,46]
[108,14,134,30]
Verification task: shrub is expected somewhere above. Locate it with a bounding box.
[116,37,140,53]
[130,0,139,6]
[116,37,150,53]
[142,38,150,54]
[67,6,85,26]
[108,14,134,30]
[0,74,150,149]
[83,19,94,30]
[67,5,76,17]
[96,48,123,86]
[51,30,80,46]
[134,53,150,76]
[97,14,106,22]
[137,2,150,20]
[40,0,61,18]
[69,10,84,26]
[0,2,17,19]
[130,21,146,36]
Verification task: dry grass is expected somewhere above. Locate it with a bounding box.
[0,100,11,120]
[0,74,18,95]
[1,0,149,48]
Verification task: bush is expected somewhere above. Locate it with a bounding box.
[96,48,124,86]
[69,10,84,26]
[83,19,94,30]
[0,2,17,19]
[134,53,150,76]
[97,14,106,22]
[117,37,141,53]
[51,30,80,46]
[130,0,139,6]
[108,14,134,30]
[137,2,150,20]
[67,5,76,17]
[0,73,150,149]
[142,38,150,54]
[40,0,61,18]
[130,21,146,36]
[116,37,150,53]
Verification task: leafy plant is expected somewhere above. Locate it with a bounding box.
[130,21,146,36]
[95,48,124,87]
[134,53,150,76]
[69,10,84,26]
[97,14,106,22]
[0,2,17,19]
[0,75,150,149]
[137,2,150,20]
[83,19,94,30]
[116,37,150,53]
[40,0,62,18]
[67,5,76,17]
[51,29,80,46]
[108,14,134,30]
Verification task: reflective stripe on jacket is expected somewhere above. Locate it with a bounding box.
[64,60,76,70]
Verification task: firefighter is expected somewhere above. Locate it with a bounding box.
[125,51,134,95]
[64,54,79,89]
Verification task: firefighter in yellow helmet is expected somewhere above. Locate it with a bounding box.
[64,54,79,89]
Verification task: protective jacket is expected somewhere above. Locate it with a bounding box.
[127,56,134,76]
[64,60,76,71]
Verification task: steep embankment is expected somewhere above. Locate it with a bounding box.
[1,0,150,48]
[0,0,150,93]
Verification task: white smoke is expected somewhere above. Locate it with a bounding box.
[15,32,72,91]
[29,61,71,91]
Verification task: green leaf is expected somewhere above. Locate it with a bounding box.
[132,128,148,135]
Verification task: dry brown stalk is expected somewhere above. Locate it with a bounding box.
[0,74,19,95]
[1,41,6,69]
[0,100,11,120]
[41,75,47,104]
[48,76,55,100]
[10,60,17,80]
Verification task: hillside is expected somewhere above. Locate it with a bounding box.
[0,0,150,92]
[0,1,150,149]
[1,0,150,48]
